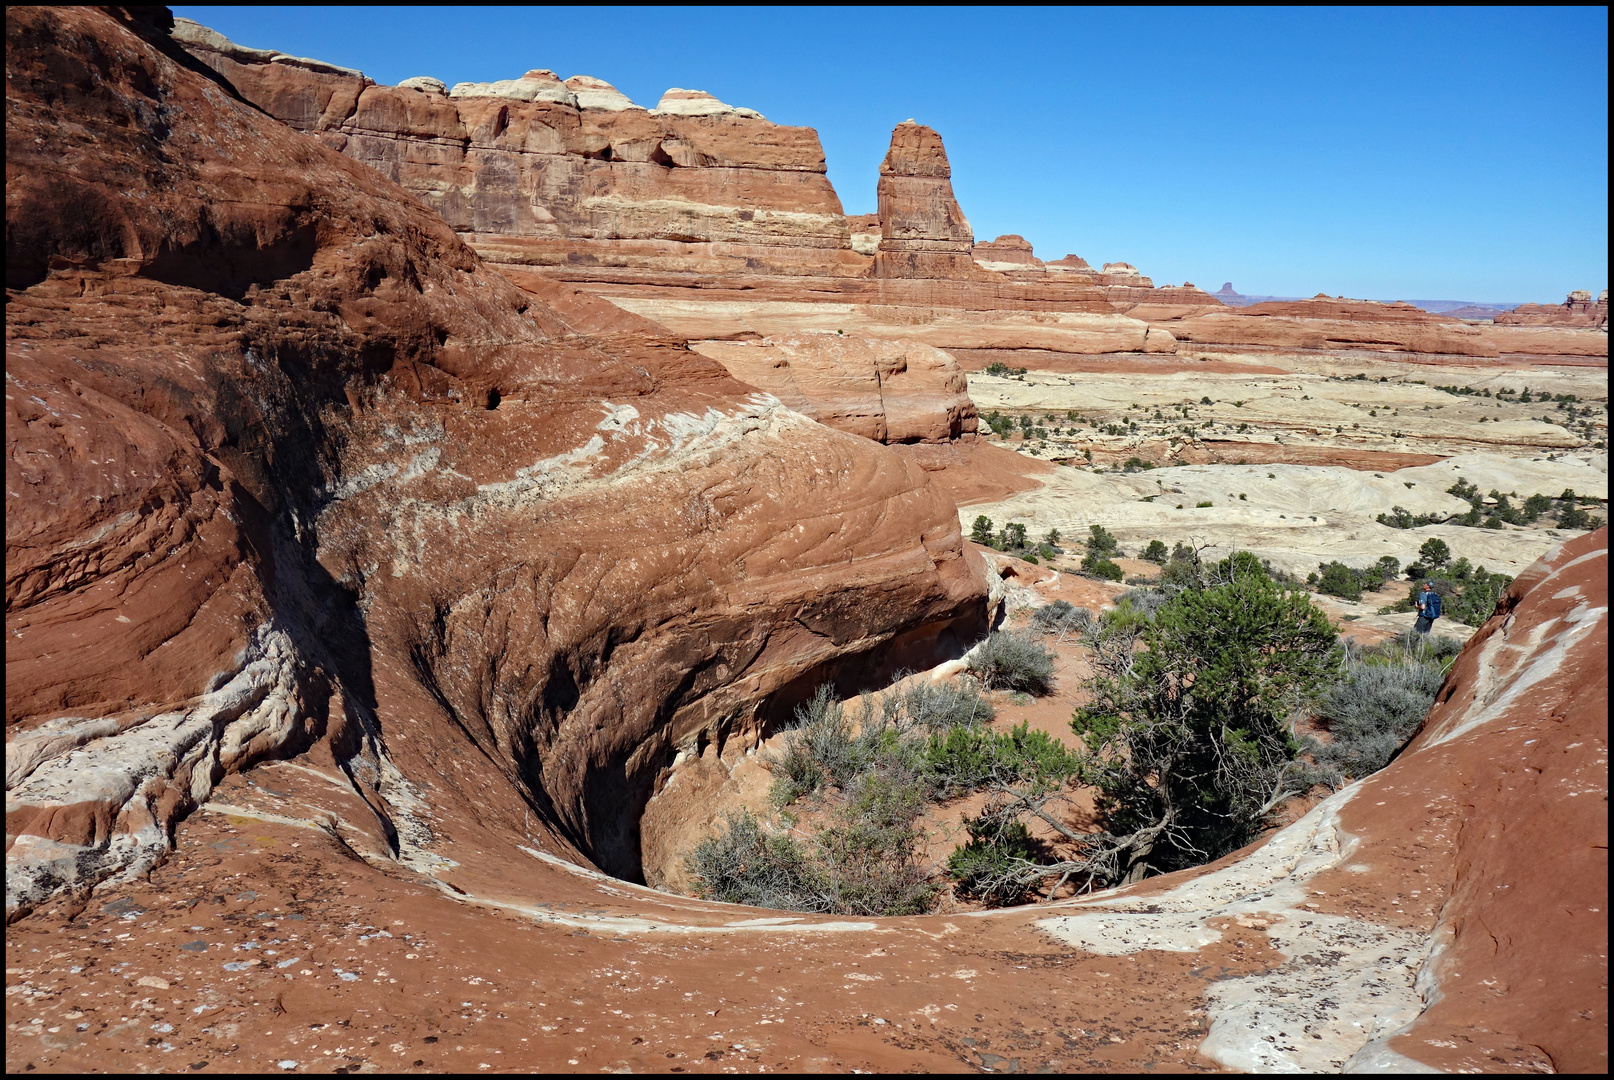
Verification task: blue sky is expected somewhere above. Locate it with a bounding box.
[174,6,1607,303]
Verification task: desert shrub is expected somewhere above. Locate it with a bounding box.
[1376,505,1444,529]
[1115,588,1168,618]
[1085,523,1120,558]
[946,819,1042,906]
[1032,600,1092,636]
[881,677,995,734]
[1315,561,1363,601]
[813,769,939,917]
[1520,493,1553,522]
[687,811,830,911]
[1558,501,1600,530]
[689,790,940,917]
[970,514,995,545]
[1141,539,1170,564]
[1308,657,1446,779]
[925,721,1082,798]
[1082,555,1124,581]
[1418,537,1451,569]
[769,685,862,804]
[997,521,1029,552]
[968,630,1056,694]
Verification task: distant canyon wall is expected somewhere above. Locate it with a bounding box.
[174,20,1605,370]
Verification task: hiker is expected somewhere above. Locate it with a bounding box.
[1414,581,1442,634]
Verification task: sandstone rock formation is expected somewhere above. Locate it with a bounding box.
[174,21,860,283]
[5,16,1606,1076]
[972,233,1042,272]
[690,334,978,443]
[1165,294,1610,358]
[871,121,987,280]
[165,19,1607,366]
[6,5,988,916]
[1495,288,1610,329]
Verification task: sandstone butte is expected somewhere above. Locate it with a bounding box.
[4,7,1608,1076]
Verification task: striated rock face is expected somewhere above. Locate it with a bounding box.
[872,121,987,280]
[1495,288,1609,329]
[972,233,1042,272]
[1356,525,1607,1072]
[690,334,978,443]
[173,24,859,283]
[6,6,988,916]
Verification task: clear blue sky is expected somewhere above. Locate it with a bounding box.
[175,6,1607,303]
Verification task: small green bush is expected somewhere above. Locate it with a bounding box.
[946,819,1041,906]
[1141,539,1169,564]
[1082,556,1124,581]
[1315,561,1363,601]
[968,631,1056,694]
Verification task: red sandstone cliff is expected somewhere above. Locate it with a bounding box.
[172,19,864,285]
[163,20,1606,364]
[5,6,988,915]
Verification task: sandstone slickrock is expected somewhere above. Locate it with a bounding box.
[690,333,978,443]
[6,5,987,917]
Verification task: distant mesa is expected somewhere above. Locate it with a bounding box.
[165,15,1607,364]
[971,234,1042,272]
[1495,289,1608,330]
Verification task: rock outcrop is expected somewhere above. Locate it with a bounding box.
[6,6,988,916]
[690,334,978,443]
[4,18,1605,1075]
[1495,288,1609,329]
[871,121,987,280]
[173,19,861,283]
[1165,295,1610,358]
[165,19,1607,365]
[971,233,1041,272]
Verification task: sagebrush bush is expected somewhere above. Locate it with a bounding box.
[881,678,995,733]
[1031,600,1092,636]
[769,685,863,804]
[687,811,830,911]
[1309,658,1445,778]
[968,630,1056,694]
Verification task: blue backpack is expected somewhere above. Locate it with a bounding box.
[1423,590,1443,619]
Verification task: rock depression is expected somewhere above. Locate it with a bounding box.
[6,5,987,917]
